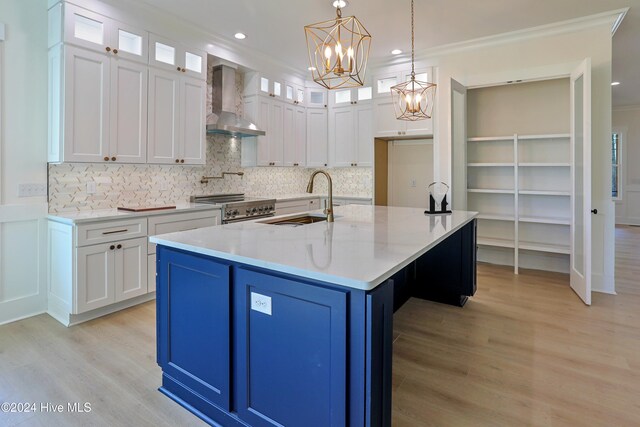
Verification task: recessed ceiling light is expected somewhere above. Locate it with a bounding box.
[234,32,246,40]
[391,49,402,55]
[611,81,620,86]
[308,66,316,71]
[332,0,348,8]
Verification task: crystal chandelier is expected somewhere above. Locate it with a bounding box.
[391,0,436,120]
[304,1,372,90]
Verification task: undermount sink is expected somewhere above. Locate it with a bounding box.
[260,214,328,227]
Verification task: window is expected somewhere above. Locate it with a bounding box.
[612,132,621,199]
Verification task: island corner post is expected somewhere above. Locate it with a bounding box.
[154,216,476,426]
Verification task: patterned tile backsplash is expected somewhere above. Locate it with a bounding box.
[48,65,372,212]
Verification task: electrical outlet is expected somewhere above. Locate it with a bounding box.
[86,182,97,194]
[17,183,47,197]
[410,179,417,188]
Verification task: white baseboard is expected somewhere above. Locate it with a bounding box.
[0,295,48,326]
[47,292,156,327]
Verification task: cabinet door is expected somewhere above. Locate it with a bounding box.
[180,77,206,165]
[148,68,180,164]
[115,237,147,302]
[64,46,110,162]
[149,33,179,73]
[283,103,296,167]
[76,242,115,313]
[109,58,147,163]
[329,106,355,167]
[306,87,327,108]
[355,105,373,167]
[256,97,271,166]
[111,20,148,64]
[63,3,111,52]
[306,108,328,167]
[269,101,285,166]
[294,106,307,166]
[157,248,231,410]
[373,98,404,138]
[235,269,347,427]
[405,116,433,136]
[181,47,206,80]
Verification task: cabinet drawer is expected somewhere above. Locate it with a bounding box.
[76,218,147,247]
[147,210,219,254]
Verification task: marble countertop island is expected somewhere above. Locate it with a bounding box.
[150,205,477,290]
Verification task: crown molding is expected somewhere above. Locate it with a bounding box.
[370,8,628,70]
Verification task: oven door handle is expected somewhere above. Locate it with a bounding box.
[223,212,275,224]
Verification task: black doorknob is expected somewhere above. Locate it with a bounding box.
[591,209,598,214]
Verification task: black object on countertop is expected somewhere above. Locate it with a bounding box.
[424,193,451,215]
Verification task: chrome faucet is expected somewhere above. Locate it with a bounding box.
[306,170,334,222]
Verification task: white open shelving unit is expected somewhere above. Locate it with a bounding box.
[466,133,571,273]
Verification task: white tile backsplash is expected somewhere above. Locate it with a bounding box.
[48,64,371,213]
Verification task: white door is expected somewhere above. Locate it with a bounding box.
[269,100,285,166]
[76,243,115,313]
[114,237,147,302]
[306,108,328,167]
[147,68,180,164]
[451,78,467,210]
[180,77,206,165]
[355,104,373,167]
[64,46,110,162]
[329,106,355,167]
[109,58,147,163]
[570,58,592,305]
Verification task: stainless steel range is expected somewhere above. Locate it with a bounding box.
[190,194,276,224]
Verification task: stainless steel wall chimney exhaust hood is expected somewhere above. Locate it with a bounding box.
[206,65,265,138]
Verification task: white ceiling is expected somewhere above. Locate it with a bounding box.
[136,0,639,107]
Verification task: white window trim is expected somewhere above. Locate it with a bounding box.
[612,126,626,202]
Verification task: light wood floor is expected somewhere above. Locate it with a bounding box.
[2,226,640,427]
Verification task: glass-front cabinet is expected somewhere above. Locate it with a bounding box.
[149,34,206,79]
[329,85,373,108]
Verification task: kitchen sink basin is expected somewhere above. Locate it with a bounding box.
[260,214,328,226]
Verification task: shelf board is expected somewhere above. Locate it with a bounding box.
[468,189,515,194]
[519,241,571,254]
[519,190,571,197]
[519,163,571,167]
[468,163,515,167]
[478,237,515,249]
[518,134,571,140]
[478,214,515,222]
[519,216,571,225]
[467,136,514,142]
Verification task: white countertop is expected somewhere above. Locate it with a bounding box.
[150,205,478,291]
[48,203,221,225]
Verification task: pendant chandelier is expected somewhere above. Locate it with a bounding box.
[391,0,436,120]
[304,1,372,90]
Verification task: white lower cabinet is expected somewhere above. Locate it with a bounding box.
[77,236,147,313]
[275,198,321,215]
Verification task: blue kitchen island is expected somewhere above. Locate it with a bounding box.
[150,205,477,427]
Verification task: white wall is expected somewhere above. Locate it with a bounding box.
[430,21,616,294]
[0,0,49,324]
[387,140,434,208]
[613,107,640,225]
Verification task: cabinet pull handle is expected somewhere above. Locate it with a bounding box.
[105,46,111,52]
[111,156,116,161]
[102,229,128,235]
[104,156,109,161]
[109,245,115,250]
[175,159,180,163]
[177,66,181,71]
[116,244,122,249]
[181,68,186,73]
[113,48,118,54]
[180,159,185,163]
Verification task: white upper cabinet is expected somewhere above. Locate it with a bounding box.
[149,34,206,80]
[284,104,306,167]
[329,86,373,108]
[306,108,328,167]
[56,3,148,63]
[147,69,205,165]
[306,87,328,108]
[328,103,372,167]
[285,81,306,106]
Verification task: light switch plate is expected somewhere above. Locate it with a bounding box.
[251,292,272,315]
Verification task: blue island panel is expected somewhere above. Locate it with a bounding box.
[234,268,348,427]
[157,249,231,411]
